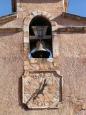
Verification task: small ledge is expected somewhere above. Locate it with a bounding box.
[0,13,17,25]
[0,28,23,33]
[57,26,86,33]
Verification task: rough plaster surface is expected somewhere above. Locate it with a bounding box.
[0,0,86,115]
[0,31,86,115]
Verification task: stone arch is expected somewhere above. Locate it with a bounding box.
[23,11,58,44]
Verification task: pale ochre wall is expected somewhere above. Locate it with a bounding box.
[0,31,86,115]
[0,0,86,115]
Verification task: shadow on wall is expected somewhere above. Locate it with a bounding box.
[18,77,29,110]
[20,0,61,3]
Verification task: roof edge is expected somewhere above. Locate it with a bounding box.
[0,13,17,25]
[62,12,86,21]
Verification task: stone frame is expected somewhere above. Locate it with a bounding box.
[22,11,61,109]
[23,10,59,59]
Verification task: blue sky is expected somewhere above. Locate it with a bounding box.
[0,0,12,16]
[0,0,86,17]
[68,0,86,17]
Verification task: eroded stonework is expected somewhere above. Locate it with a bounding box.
[22,71,62,109]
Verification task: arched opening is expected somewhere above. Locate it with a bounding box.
[29,16,53,58]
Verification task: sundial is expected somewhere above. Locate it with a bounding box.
[22,71,62,109]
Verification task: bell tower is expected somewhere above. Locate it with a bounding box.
[0,0,86,114]
[22,7,62,109]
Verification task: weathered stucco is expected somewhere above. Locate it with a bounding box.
[0,0,86,115]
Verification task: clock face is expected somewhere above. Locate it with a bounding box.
[22,71,62,109]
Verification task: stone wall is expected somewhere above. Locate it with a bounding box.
[0,30,86,115]
[0,0,86,115]
[0,31,23,115]
[17,0,63,19]
[0,29,86,115]
[60,33,86,114]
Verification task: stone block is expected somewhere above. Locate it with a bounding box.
[24,37,29,43]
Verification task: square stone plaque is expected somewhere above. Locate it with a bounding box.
[22,71,62,109]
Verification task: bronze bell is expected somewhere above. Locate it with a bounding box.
[31,41,51,58]
[36,41,46,51]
